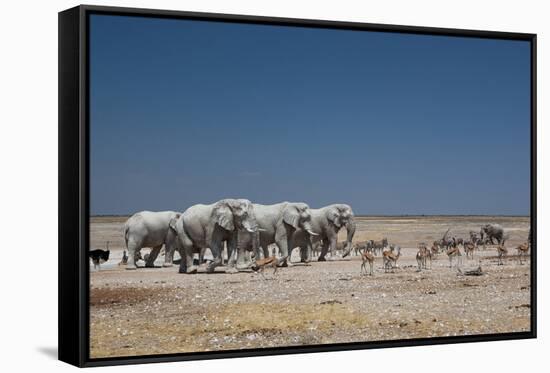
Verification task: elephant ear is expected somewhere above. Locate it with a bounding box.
[214,203,235,231]
[283,206,300,229]
[327,207,342,228]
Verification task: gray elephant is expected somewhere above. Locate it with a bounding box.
[172,199,259,274]
[123,211,181,270]
[252,202,318,265]
[480,223,505,245]
[299,204,356,261]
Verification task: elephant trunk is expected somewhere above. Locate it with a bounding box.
[235,230,256,270]
[342,218,356,257]
[236,253,253,270]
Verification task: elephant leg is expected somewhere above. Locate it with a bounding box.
[227,242,236,268]
[125,239,140,270]
[145,245,162,267]
[199,247,207,265]
[305,241,313,263]
[255,245,264,260]
[318,240,330,261]
[177,230,197,274]
[289,237,299,263]
[207,234,225,273]
[274,237,291,266]
[231,232,252,271]
[254,245,263,260]
[178,246,195,274]
[225,242,230,264]
[163,244,176,267]
[258,236,270,259]
[288,245,295,264]
[328,235,337,259]
[235,247,252,271]
[299,245,307,262]
[176,248,189,273]
[299,242,312,263]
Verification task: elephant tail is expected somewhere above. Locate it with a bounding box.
[123,223,130,249]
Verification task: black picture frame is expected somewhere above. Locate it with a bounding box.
[58,4,537,368]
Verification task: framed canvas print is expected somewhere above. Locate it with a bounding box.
[58,4,537,367]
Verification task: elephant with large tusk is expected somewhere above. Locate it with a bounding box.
[295,204,356,261]
[251,202,318,266]
[172,198,259,274]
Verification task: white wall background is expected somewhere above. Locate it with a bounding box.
[0,0,546,371]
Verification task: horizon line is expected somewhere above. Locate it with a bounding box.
[90,213,531,218]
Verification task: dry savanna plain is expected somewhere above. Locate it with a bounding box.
[89,216,531,358]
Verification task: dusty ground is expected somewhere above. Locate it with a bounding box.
[90,216,531,358]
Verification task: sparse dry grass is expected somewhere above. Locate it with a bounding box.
[90,301,372,357]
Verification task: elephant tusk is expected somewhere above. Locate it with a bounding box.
[307,229,319,236]
[257,228,267,232]
[245,227,256,233]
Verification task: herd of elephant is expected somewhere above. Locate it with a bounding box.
[123,199,356,274]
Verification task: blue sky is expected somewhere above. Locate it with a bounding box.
[89,14,531,215]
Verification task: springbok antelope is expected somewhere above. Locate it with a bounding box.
[426,246,433,267]
[416,244,426,272]
[463,240,476,260]
[446,245,462,268]
[383,245,401,273]
[453,237,464,247]
[469,230,479,243]
[360,248,375,276]
[250,256,287,278]
[516,242,530,265]
[416,242,431,271]
[496,244,508,266]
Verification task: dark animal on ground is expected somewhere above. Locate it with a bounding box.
[90,249,110,270]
